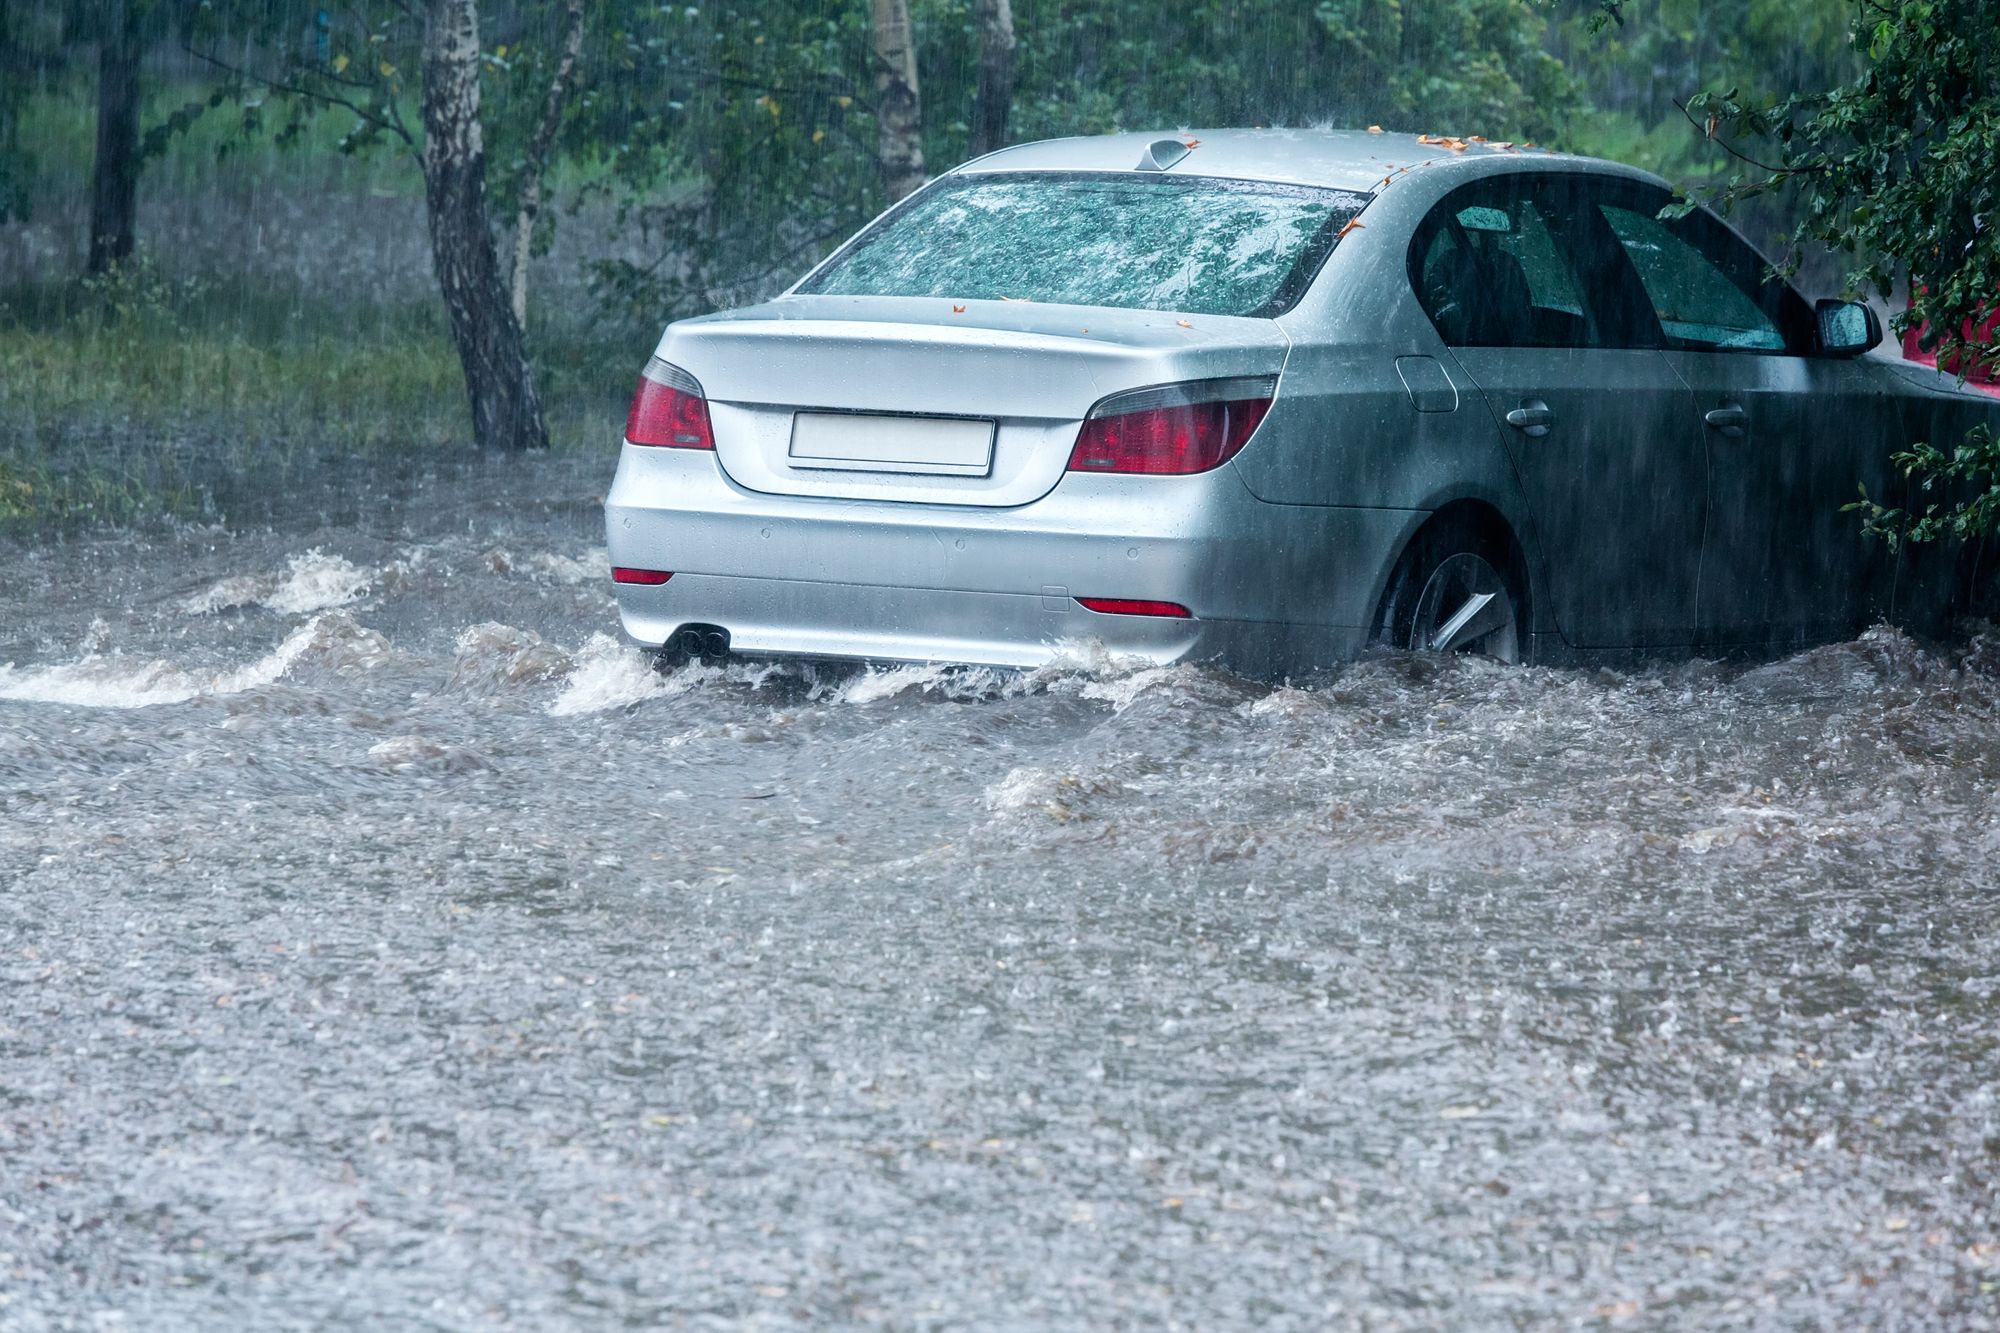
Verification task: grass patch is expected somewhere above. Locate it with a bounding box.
[2,259,467,444]
[0,451,167,526]
[0,258,633,531]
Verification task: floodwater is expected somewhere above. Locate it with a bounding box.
[2,454,1996,1330]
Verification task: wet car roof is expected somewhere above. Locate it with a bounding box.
[959,127,1663,195]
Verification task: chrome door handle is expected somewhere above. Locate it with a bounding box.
[1505,400,1553,438]
[1704,404,1748,436]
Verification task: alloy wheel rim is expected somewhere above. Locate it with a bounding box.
[1412,552,1519,663]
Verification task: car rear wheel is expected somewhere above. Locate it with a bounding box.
[1374,523,1525,664]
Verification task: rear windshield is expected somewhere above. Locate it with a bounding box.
[798,172,1368,319]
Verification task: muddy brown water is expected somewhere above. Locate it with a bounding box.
[1,453,1997,1329]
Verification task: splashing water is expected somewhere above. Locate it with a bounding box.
[4,463,1999,1329]
[180,549,372,616]
[0,613,388,708]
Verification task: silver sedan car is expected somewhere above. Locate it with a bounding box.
[605,128,2000,672]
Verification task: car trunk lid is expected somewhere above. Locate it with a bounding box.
[655,295,1290,507]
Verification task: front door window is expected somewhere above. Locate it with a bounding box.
[1591,188,1892,639]
[1597,204,1792,352]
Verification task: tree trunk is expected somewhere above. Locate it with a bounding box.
[869,0,925,203]
[510,0,585,330]
[968,0,1014,157]
[421,0,548,452]
[0,1,19,223]
[87,0,142,274]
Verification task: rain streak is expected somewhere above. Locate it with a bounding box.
[5,0,2000,1326]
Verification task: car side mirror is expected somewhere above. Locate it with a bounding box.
[1816,298,1882,357]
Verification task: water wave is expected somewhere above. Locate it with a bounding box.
[180,549,372,616]
[0,613,389,709]
[449,623,575,692]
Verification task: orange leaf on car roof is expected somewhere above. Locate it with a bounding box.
[1338,219,1366,239]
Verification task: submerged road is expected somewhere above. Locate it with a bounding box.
[1,455,1996,1328]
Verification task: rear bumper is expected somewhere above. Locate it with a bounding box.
[612,573,1375,672]
[603,445,1419,672]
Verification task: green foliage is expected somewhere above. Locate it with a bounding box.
[184,1,426,157]
[1684,3,1995,363]
[578,3,881,320]
[994,0,1575,141]
[575,0,1871,322]
[590,0,1586,321]
[1548,0,1857,254]
[14,1,1879,329]
[1849,425,2000,548]
[9,0,1958,515]
[1673,0,1998,541]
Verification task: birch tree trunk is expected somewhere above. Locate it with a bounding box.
[968,0,1015,157]
[510,0,585,330]
[421,0,548,452]
[87,0,143,274]
[869,0,925,204]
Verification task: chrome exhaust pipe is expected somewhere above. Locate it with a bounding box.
[655,623,732,672]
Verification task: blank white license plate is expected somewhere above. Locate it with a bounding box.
[788,413,996,476]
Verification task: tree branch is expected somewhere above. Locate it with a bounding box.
[1673,97,1797,177]
[184,45,417,153]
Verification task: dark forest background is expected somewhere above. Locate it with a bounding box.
[0,1,1870,522]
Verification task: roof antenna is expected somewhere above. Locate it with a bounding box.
[1135,138,1191,172]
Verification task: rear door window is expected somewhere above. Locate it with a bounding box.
[1410,179,1614,348]
[800,173,1367,318]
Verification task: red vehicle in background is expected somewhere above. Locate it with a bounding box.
[1903,299,2000,394]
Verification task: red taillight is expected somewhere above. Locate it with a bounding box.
[1074,597,1193,619]
[612,567,673,585]
[1067,376,1276,475]
[626,358,714,449]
